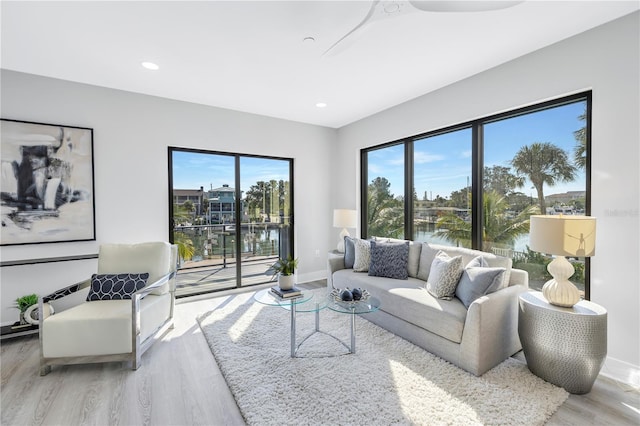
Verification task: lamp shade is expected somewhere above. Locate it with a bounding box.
[333,209,357,228]
[529,215,596,257]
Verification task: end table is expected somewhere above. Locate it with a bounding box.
[518,291,607,394]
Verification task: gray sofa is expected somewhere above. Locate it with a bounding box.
[327,240,528,376]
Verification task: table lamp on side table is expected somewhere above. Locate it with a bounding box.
[333,209,357,253]
[529,214,596,307]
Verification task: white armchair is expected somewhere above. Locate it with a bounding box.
[39,242,178,376]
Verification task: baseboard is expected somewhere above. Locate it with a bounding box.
[600,355,640,388]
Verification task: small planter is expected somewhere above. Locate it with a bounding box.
[278,274,295,291]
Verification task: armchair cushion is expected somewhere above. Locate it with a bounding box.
[86,273,149,301]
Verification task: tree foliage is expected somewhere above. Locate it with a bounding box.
[510,142,577,215]
[434,191,537,250]
[573,110,587,170]
[367,177,404,238]
[483,165,524,196]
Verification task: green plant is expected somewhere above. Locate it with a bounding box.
[15,294,38,312]
[270,257,298,279]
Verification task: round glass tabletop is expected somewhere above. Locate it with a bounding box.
[327,293,381,314]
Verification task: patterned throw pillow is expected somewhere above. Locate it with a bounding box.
[368,240,409,280]
[353,238,372,272]
[426,251,463,300]
[86,273,149,301]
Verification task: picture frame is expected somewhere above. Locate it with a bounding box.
[1,118,96,246]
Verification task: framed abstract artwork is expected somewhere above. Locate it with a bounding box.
[1,119,96,246]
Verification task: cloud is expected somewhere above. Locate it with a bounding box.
[414,151,445,164]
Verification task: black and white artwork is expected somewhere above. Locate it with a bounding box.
[1,119,95,246]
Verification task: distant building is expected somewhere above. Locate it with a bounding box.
[207,184,244,223]
[173,187,204,215]
[546,190,586,205]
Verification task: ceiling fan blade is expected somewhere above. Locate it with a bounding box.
[409,1,523,13]
[323,0,380,57]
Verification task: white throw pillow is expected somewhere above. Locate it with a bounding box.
[426,251,463,300]
[353,238,372,272]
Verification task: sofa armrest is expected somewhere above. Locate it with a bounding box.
[459,284,526,375]
[327,256,346,289]
[508,268,529,288]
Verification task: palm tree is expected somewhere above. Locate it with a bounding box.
[573,110,587,169]
[510,142,577,215]
[367,177,404,238]
[434,191,537,250]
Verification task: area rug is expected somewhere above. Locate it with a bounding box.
[197,292,568,425]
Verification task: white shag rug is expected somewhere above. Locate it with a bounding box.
[197,291,568,426]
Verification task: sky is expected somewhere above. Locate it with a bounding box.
[171,100,586,201]
[171,151,290,193]
[367,100,586,200]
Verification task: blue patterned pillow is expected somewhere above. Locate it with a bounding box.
[86,273,149,301]
[368,241,409,280]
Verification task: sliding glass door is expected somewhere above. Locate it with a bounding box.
[169,148,293,298]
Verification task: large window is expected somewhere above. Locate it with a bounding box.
[169,148,293,298]
[362,92,591,297]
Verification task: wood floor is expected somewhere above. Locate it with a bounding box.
[2,281,638,426]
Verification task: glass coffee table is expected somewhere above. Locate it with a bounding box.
[253,288,316,357]
[326,293,381,354]
[254,288,380,357]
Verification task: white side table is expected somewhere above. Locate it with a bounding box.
[518,291,607,394]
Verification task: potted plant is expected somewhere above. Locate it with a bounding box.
[13,294,38,327]
[270,257,299,290]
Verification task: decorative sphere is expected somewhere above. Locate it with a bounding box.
[351,288,363,300]
[340,289,353,301]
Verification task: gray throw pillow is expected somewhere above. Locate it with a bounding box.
[368,240,409,280]
[417,242,439,281]
[426,251,463,300]
[407,241,422,278]
[455,266,506,309]
[86,273,149,301]
[344,236,355,269]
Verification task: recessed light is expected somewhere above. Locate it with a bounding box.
[316,102,327,108]
[303,36,315,43]
[142,61,159,70]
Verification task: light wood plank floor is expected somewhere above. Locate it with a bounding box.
[2,281,638,425]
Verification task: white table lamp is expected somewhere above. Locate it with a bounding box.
[529,215,596,307]
[333,209,357,252]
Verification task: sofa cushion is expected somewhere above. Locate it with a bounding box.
[86,273,149,301]
[369,240,409,280]
[426,251,463,300]
[456,264,506,309]
[332,270,467,344]
[344,236,355,269]
[353,238,371,272]
[417,242,439,281]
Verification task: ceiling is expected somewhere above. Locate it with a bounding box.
[2,1,638,128]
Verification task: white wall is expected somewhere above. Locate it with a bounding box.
[335,12,640,386]
[1,70,335,323]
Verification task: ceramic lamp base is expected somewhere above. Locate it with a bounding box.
[542,255,581,307]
